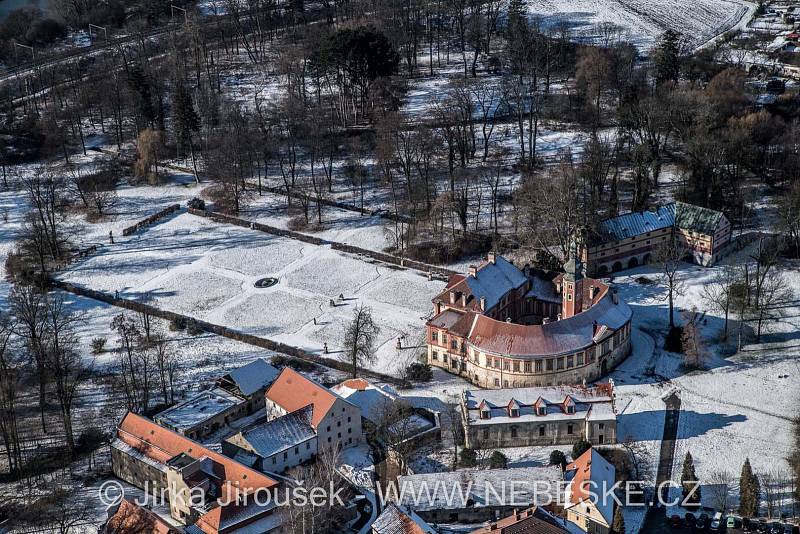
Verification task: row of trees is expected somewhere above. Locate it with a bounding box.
[681,452,797,518]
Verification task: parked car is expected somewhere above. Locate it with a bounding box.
[696,514,708,530]
[686,512,697,528]
[769,522,785,534]
[710,512,723,532]
[668,515,681,528]
[728,515,742,529]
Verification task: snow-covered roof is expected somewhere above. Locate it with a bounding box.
[463,385,615,426]
[371,503,437,534]
[221,358,280,397]
[111,438,168,473]
[331,379,398,424]
[464,256,528,311]
[397,467,564,512]
[237,406,316,458]
[155,387,244,432]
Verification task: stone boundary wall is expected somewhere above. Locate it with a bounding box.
[122,204,180,236]
[51,279,404,386]
[186,207,456,279]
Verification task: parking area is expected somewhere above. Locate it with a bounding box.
[644,509,799,534]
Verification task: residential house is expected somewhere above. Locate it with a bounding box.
[154,388,247,440]
[371,503,436,534]
[265,368,363,452]
[564,448,616,534]
[461,384,617,449]
[468,507,571,533]
[216,358,280,414]
[111,412,283,534]
[223,406,317,474]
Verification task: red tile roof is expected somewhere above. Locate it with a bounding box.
[265,368,340,428]
[468,506,569,533]
[106,499,178,534]
[339,378,371,391]
[116,412,277,496]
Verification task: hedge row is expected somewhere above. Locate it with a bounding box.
[122,204,180,236]
[51,279,404,385]
[187,208,456,279]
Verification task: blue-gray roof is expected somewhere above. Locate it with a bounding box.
[241,407,315,458]
[597,204,675,242]
[465,256,528,311]
[225,359,280,396]
[595,202,725,243]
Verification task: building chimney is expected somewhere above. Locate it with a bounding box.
[489,524,497,531]
[611,289,619,305]
[592,320,599,336]
[469,265,478,278]
[462,294,468,307]
[488,252,496,264]
[557,313,562,321]
[450,291,456,304]
[480,296,486,311]
[506,317,512,323]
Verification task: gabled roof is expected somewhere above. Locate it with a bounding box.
[468,506,570,533]
[564,448,616,526]
[116,412,277,496]
[220,359,280,397]
[236,406,316,458]
[266,368,348,428]
[331,378,398,425]
[463,256,528,311]
[594,201,726,244]
[371,503,437,534]
[673,201,727,235]
[106,499,178,534]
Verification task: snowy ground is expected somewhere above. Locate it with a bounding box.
[526,0,755,50]
[58,212,445,376]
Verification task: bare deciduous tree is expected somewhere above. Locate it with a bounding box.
[342,305,381,378]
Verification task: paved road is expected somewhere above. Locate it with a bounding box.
[656,391,682,504]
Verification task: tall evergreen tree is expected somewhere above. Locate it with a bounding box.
[681,451,702,505]
[612,506,625,534]
[653,30,681,86]
[739,458,761,517]
[171,78,200,159]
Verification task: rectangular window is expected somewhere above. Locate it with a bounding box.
[535,360,543,373]
[524,361,532,373]
[503,360,510,371]
[567,355,574,368]
[599,423,605,430]
[431,331,438,342]
[567,424,574,435]
[494,378,500,386]
[546,359,554,371]
[556,358,565,370]
[513,361,520,372]
[451,339,458,350]
[432,351,438,361]
[539,426,545,437]
[577,352,584,365]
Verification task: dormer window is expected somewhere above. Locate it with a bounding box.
[480,409,490,420]
[537,406,546,416]
[509,408,519,418]
[566,405,576,414]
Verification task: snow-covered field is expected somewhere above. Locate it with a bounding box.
[58,212,445,376]
[526,0,754,49]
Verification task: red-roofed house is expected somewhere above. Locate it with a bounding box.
[265,368,363,452]
[111,413,282,533]
[104,499,179,534]
[564,448,616,534]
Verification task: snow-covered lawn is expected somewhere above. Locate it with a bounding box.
[58,212,445,376]
[526,0,754,50]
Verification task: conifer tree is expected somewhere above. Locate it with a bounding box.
[172,79,200,159]
[681,451,702,505]
[739,458,761,517]
[653,30,681,86]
